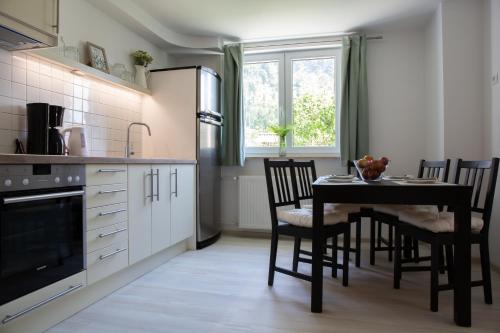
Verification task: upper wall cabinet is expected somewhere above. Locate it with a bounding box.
[0,0,58,50]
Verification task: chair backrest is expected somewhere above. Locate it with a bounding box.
[263,159,299,228]
[417,159,451,182]
[453,158,499,234]
[292,159,317,201]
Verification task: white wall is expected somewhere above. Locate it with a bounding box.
[485,0,500,267]
[424,6,444,160]
[57,0,170,71]
[441,0,485,160]
[172,54,223,76]
[367,29,428,175]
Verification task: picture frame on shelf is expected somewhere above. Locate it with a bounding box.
[87,42,109,74]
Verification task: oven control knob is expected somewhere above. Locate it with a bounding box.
[75,176,80,182]
[54,177,60,184]
[4,179,12,187]
[67,176,73,183]
[22,178,29,186]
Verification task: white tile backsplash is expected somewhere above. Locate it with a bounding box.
[0,49,144,157]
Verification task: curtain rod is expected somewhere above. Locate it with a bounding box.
[243,35,383,50]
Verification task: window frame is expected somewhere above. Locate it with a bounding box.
[243,47,341,157]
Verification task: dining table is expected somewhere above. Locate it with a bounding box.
[311,177,473,327]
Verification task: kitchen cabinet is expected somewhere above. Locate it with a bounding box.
[128,165,153,265]
[171,165,196,244]
[128,164,195,265]
[151,165,172,254]
[0,0,59,44]
[85,165,129,285]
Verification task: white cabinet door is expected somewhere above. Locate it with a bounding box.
[170,165,196,244]
[128,165,153,265]
[151,165,172,254]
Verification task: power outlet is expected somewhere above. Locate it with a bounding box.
[493,72,499,86]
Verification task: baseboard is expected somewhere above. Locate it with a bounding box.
[1,240,188,333]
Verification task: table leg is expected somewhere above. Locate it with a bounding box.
[311,197,324,313]
[453,202,471,327]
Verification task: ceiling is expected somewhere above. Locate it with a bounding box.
[131,0,443,42]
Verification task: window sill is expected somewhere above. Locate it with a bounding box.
[245,152,340,159]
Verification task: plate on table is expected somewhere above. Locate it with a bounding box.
[326,174,356,180]
[384,175,412,181]
[404,177,438,184]
[325,177,359,183]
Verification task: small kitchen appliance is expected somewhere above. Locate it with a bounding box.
[48,105,66,155]
[26,103,49,154]
[63,127,89,156]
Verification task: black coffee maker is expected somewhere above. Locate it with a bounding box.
[27,103,65,155]
[48,105,65,155]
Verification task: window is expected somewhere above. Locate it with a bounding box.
[243,48,341,156]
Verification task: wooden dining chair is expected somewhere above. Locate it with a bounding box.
[264,158,351,287]
[394,158,499,312]
[370,159,451,266]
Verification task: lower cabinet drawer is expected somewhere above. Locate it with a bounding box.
[87,240,129,285]
[86,184,127,209]
[87,222,128,253]
[0,271,86,326]
[86,203,127,231]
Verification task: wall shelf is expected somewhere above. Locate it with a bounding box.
[27,48,152,95]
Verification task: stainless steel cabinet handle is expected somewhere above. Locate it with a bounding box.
[3,190,84,204]
[99,248,127,260]
[1,284,83,324]
[98,189,126,194]
[156,168,160,201]
[98,169,126,173]
[98,228,127,238]
[150,169,154,202]
[98,208,126,216]
[171,168,178,197]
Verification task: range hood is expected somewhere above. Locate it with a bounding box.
[0,7,58,51]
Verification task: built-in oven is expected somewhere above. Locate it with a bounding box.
[0,164,85,307]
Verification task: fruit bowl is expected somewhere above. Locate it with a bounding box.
[354,156,389,181]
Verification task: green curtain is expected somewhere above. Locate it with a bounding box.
[340,35,369,161]
[222,44,245,166]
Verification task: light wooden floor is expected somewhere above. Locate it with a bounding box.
[47,236,500,333]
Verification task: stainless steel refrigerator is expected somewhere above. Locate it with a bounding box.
[148,66,222,249]
[196,67,222,248]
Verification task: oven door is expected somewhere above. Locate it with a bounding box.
[0,187,85,306]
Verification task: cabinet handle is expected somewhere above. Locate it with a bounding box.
[156,168,160,201]
[149,169,154,202]
[171,168,178,197]
[1,284,83,324]
[98,208,126,216]
[99,248,127,260]
[98,169,126,173]
[98,189,126,194]
[52,0,59,33]
[98,228,127,238]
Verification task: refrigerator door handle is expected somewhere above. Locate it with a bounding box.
[199,117,223,127]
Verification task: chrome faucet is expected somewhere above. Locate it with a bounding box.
[126,122,151,158]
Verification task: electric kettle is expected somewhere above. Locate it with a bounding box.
[63,127,89,156]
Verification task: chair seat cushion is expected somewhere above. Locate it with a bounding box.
[398,211,483,233]
[277,208,348,227]
[375,204,439,216]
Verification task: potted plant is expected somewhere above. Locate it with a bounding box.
[131,50,154,88]
[269,125,292,157]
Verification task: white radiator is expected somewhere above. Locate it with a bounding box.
[238,176,272,230]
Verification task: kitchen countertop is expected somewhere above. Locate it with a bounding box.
[0,154,197,165]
